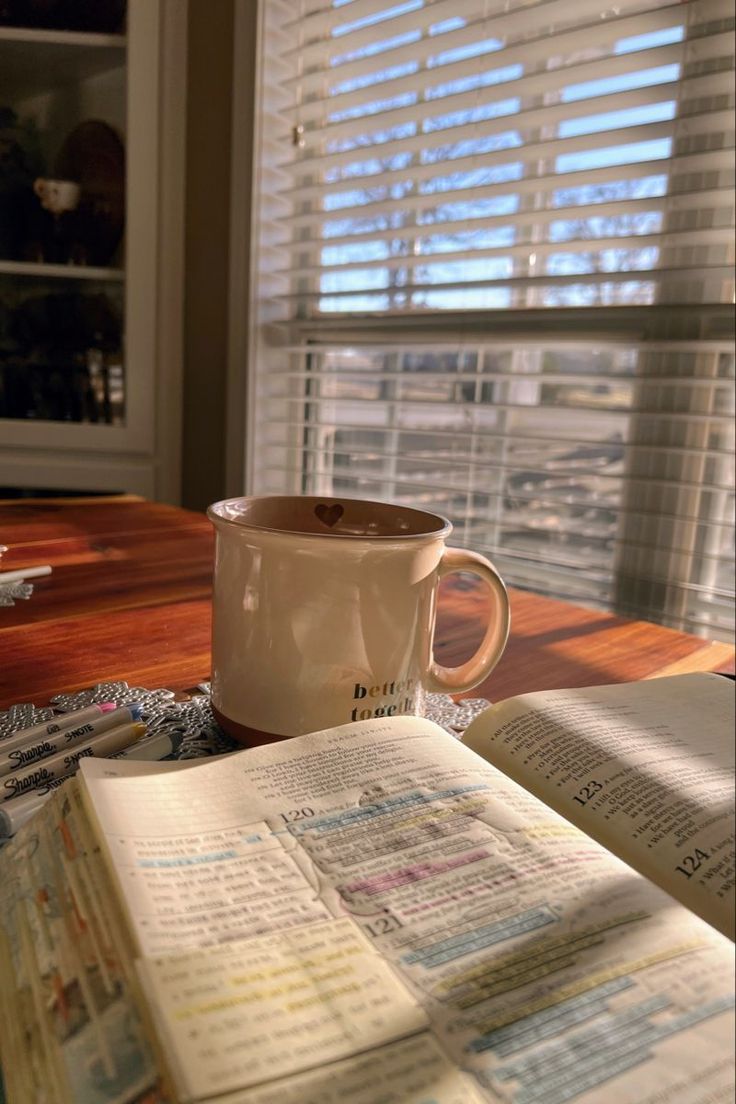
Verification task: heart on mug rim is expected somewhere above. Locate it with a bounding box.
[315,502,344,528]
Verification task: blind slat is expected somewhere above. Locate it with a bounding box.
[294,394,735,424]
[278,263,734,301]
[269,367,734,387]
[280,338,734,351]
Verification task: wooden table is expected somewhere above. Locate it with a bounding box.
[1,495,733,712]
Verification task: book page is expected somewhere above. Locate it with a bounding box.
[214,1035,486,1104]
[78,715,735,1103]
[462,673,735,938]
[137,918,427,1099]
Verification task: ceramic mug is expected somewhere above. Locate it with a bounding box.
[207,496,510,744]
[33,178,80,214]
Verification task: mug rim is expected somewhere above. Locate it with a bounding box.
[207,495,453,541]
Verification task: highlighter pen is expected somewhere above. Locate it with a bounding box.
[0,728,184,838]
[0,704,143,777]
[0,721,147,805]
[0,702,118,754]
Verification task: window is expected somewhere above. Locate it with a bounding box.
[245,0,735,640]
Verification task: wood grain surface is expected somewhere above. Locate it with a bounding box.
[1,496,733,710]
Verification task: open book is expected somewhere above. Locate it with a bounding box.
[0,672,733,1104]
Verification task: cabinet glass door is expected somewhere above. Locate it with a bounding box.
[0,4,127,426]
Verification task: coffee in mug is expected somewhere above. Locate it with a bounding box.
[208,496,510,744]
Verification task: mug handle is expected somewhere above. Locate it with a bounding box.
[426,547,510,694]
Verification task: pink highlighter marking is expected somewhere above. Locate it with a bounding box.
[99,702,118,714]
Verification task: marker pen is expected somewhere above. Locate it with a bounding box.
[0,721,147,804]
[0,702,118,754]
[0,775,68,836]
[0,564,52,586]
[0,704,143,776]
[112,729,184,762]
[0,728,183,837]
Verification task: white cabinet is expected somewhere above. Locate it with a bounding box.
[0,0,184,500]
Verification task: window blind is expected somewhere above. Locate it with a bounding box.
[247,0,735,640]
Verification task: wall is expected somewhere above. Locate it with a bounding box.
[181,0,234,511]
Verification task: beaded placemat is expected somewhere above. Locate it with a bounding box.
[0,682,491,758]
[0,581,34,607]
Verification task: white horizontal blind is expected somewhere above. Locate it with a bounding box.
[272,0,735,312]
[249,0,736,640]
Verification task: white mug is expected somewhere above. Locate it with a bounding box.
[33,178,80,214]
[208,496,510,744]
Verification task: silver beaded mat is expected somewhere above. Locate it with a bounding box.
[0,683,491,757]
[0,581,34,607]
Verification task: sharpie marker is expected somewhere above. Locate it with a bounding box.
[0,774,68,835]
[0,729,184,838]
[0,704,143,777]
[0,702,118,754]
[0,721,147,805]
